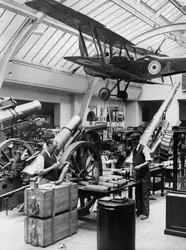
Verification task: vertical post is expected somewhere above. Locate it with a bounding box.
[173,132,178,191]
[78,78,99,124]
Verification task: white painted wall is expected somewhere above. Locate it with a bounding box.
[125,101,139,127]
[60,100,72,128]
[136,74,184,127]
[166,97,179,126]
[5,60,141,100]
[138,74,183,101]
[3,60,186,128]
[3,60,143,128]
[54,100,72,128]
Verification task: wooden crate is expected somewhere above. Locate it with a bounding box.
[24,209,78,247]
[24,182,78,218]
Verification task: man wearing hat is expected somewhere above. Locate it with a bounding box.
[126,132,152,220]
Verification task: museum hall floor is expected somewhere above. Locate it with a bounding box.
[0,191,185,250]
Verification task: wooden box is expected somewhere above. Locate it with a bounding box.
[24,209,78,247]
[24,182,78,218]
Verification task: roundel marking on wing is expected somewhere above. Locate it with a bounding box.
[76,59,100,67]
[148,61,161,75]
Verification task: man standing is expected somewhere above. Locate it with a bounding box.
[127,133,152,220]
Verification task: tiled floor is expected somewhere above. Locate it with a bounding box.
[0,191,186,250]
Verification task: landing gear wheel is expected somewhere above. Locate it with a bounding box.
[117,91,128,101]
[99,87,111,101]
[60,141,102,217]
[122,91,128,102]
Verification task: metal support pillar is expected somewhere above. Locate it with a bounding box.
[78,77,99,124]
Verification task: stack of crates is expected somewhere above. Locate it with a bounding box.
[24,182,78,247]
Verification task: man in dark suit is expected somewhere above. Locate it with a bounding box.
[126,133,152,220]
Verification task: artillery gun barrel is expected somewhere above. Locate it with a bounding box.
[140,81,180,147]
[15,101,41,118]
[0,100,42,128]
[55,115,82,152]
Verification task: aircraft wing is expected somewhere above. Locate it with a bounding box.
[25,0,133,48]
[26,0,167,56]
[64,56,141,80]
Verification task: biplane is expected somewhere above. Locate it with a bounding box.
[26,0,185,101]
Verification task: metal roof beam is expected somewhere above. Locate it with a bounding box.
[110,0,186,48]
[110,0,168,27]
[0,13,45,90]
[168,0,186,15]
[0,0,37,20]
[133,23,186,44]
[0,0,93,42]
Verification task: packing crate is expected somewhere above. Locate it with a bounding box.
[24,209,78,247]
[24,182,78,218]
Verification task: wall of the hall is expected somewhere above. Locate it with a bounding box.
[125,74,184,127]
[4,61,186,129]
[3,60,141,128]
[5,60,141,99]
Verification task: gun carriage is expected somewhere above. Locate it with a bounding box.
[0,102,103,215]
[0,81,181,216]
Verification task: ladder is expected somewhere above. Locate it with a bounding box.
[115,100,125,129]
[98,100,125,138]
[107,100,125,135]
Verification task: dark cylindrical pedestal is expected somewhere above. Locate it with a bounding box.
[97,198,135,250]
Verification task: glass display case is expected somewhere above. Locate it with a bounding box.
[164,126,186,238]
[172,126,186,191]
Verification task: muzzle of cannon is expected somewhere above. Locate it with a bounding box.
[0,100,42,129]
[140,81,180,148]
[54,115,82,152]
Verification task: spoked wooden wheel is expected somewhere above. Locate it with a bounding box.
[83,130,101,150]
[0,139,35,196]
[60,141,102,217]
[0,139,35,174]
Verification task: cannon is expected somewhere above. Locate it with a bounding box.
[0,110,103,215]
[0,98,42,211]
[0,99,41,129]
[138,81,181,160]
[53,116,103,216]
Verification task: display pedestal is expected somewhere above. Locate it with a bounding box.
[164,191,186,238]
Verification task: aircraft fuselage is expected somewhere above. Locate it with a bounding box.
[111,55,186,80]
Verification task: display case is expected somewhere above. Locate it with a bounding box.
[172,126,186,191]
[164,126,186,238]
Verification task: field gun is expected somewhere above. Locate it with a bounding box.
[0,98,42,211]
[0,113,103,214]
[140,81,181,155]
